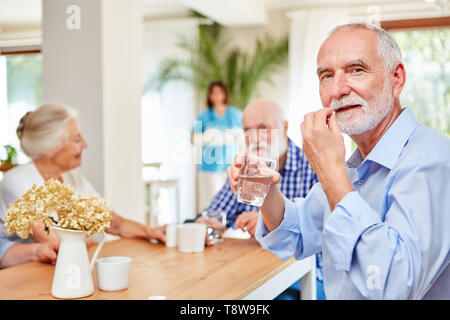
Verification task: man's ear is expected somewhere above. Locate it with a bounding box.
[391,62,406,99]
[284,121,289,137]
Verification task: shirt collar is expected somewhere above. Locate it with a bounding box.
[282,139,299,172]
[347,107,420,170]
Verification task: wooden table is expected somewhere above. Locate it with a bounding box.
[0,238,316,300]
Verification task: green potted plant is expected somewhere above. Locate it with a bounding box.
[0,144,18,172]
[148,22,289,109]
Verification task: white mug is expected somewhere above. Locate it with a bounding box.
[165,224,179,248]
[177,223,206,253]
[96,256,131,291]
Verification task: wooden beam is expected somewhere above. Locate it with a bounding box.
[381,16,450,31]
[0,48,41,55]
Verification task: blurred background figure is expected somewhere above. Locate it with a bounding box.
[0,103,167,252]
[191,81,243,211]
[193,99,325,300]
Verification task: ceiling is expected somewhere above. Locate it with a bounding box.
[0,0,447,31]
[0,0,42,30]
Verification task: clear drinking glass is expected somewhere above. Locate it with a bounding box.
[201,210,227,244]
[237,153,277,207]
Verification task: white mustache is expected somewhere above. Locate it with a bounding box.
[248,141,269,151]
[330,95,368,110]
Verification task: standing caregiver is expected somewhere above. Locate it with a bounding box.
[191,81,243,211]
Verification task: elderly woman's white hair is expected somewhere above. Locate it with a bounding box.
[16,103,79,160]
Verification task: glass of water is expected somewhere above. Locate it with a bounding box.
[201,210,227,244]
[237,153,277,207]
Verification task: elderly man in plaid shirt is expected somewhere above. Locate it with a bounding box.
[195,99,325,299]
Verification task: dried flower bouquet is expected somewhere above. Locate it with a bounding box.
[5,179,112,238]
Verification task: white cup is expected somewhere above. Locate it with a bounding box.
[165,224,179,248]
[96,256,132,291]
[177,223,206,253]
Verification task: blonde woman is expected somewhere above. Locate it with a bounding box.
[0,103,166,251]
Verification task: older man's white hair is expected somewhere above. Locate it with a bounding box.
[328,23,402,73]
[245,99,287,128]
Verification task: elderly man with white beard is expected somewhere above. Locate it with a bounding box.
[196,100,319,237]
[194,99,325,299]
[227,24,450,299]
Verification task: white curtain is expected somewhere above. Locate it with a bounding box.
[0,56,7,149]
[142,19,199,224]
[287,7,352,157]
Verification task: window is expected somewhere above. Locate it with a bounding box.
[347,23,449,153]
[390,28,450,137]
[0,53,43,164]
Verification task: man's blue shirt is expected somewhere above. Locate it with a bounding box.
[256,108,450,299]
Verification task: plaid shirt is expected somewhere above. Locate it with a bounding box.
[201,139,324,281]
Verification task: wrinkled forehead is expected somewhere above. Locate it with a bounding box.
[243,103,281,130]
[317,28,381,70]
[66,117,82,136]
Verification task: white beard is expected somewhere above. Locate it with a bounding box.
[330,80,394,136]
[248,134,288,160]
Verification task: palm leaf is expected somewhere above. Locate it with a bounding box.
[197,24,224,80]
[224,48,240,102]
[145,58,192,92]
[150,22,289,110]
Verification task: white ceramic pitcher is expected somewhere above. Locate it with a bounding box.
[51,226,105,299]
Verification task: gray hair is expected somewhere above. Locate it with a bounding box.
[17,103,78,159]
[328,23,402,72]
[276,103,287,127]
[269,100,286,128]
[244,99,286,128]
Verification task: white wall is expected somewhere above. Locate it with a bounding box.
[142,18,198,222]
[42,0,144,223]
[223,11,291,112]
[0,57,7,147]
[102,0,144,223]
[42,0,104,193]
